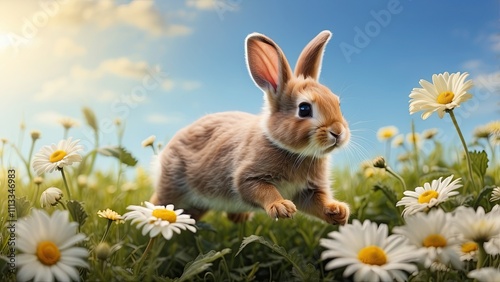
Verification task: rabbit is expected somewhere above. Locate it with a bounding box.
[150,30,350,225]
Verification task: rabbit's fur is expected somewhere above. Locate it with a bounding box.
[151,31,350,225]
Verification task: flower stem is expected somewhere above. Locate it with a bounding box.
[100,220,113,243]
[476,241,486,269]
[34,184,40,204]
[58,200,67,210]
[149,144,157,155]
[26,139,37,180]
[386,166,407,191]
[410,120,420,176]
[135,237,156,274]
[60,167,72,199]
[447,110,477,190]
[385,140,391,166]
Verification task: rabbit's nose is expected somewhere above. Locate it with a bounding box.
[329,131,340,139]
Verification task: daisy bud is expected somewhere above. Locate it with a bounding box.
[33,176,44,185]
[391,134,404,147]
[40,187,63,208]
[422,128,439,140]
[95,242,111,261]
[372,156,387,169]
[31,130,41,141]
[60,117,78,130]
[77,175,88,187]
[141,135,156,148]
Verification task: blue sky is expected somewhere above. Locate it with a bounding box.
[0,0,498,176]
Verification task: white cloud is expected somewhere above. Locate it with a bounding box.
[181,80,202,91]
[462,59,483,71]
[186,0,218,10]
[35,57,160,101]
[159,79,201,92]
[53,37,86,57]
[97,90,119,102]
[186,0,241,17]
[36,77,70,101]
[489,33,500,52]
[146,113,182,124]
[100,58,154,79]
[34,111,67,126]
[161,79,175,91]
[52,0,192,37]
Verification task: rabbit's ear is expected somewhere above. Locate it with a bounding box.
[246,33,292,93]
[294,30,332,80]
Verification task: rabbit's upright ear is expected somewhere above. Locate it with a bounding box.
[246,33,292,94]
[294,30,332,81]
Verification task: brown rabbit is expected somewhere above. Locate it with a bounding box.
[151,30,350,225]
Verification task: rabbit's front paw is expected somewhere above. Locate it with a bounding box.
[266,200,297,219]
[324,201,350,225]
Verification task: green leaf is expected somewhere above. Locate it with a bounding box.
[236,235,319,281]
[67,200,88,227]
[82,107,98,133]
[177,248,231,282]
[97,146,138,167]
[469,150,488,178]
[373,184,398,205]
[15,196,31,219]
[473,186,494,209]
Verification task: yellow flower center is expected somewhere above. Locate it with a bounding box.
[152,209,177,223]
[461,241,478,253]
[36,241,61,265]
[357,245,387,266]
[423,234,447,248]
[437,91,455,104]
[418,190,439,204]
[49,150,67,163]
[381,131,394,139]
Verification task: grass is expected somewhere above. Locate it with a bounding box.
[0,106,499,281]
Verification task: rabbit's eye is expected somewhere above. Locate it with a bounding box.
[298,102,312,118]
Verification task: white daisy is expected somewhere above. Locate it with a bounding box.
[16,209,88,282]
[141,135,156,148]
[405,132,422,148]
[491,187,500,202]
[32,137,83,175]
[320,220,423,282]
[396,175,461,217]
[59,117,78,130]
[392,134,404,148]
[484,237,500,256]
[422,128,439,140]
[123,201,196,240]
[393,209,462,270]
[377,126,398,142]
[459,241,478,261]
[468,267,500,282]
[452,205,500,244]
[40,187,63,208]
[97,208,123,223]
[409,72,473,120]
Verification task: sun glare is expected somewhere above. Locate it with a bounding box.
[0,33,11,50]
